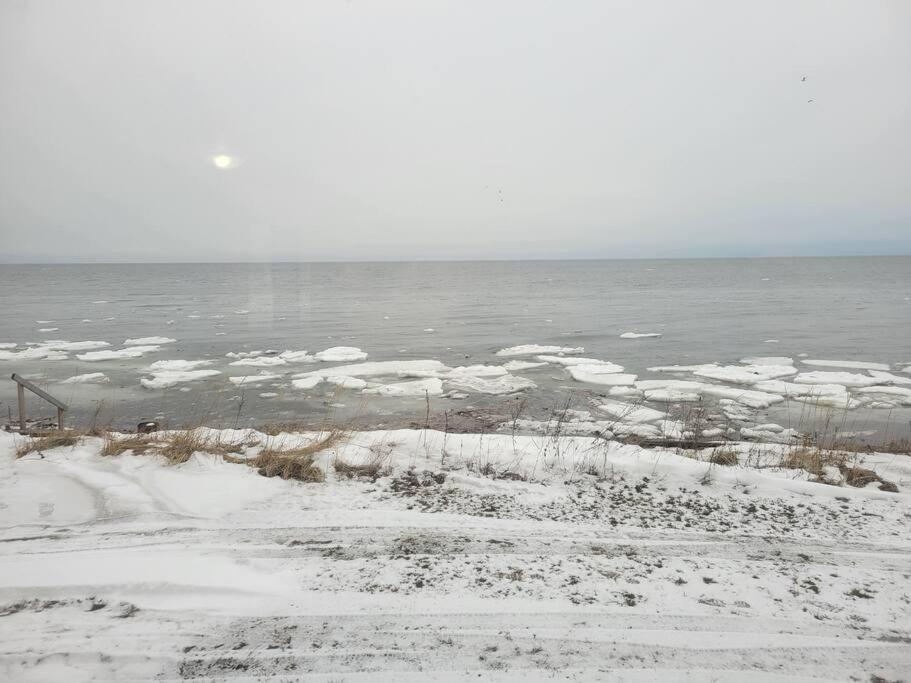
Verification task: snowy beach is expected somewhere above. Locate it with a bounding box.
[1,426,910,680]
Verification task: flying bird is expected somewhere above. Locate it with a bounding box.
[807,99,814,103]
[801,76,807,82]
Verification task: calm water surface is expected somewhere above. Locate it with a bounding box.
[1,257,909,437]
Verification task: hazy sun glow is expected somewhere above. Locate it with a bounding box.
[212,154,234,169]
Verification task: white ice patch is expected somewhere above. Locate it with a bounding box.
[446,365,509,378]
[867,370,911,386]
[536,355,613,366]
[740,426,800,444]
[495,345,584,357]
[1,340,113,362]
[693,364,797,385]
[793,371,880,388]
[568,365,637,386]
[0,343,16,349]
[502,360,547,372]
[363,378,444,397]
[444,374,536,395]
[595,400,667,424]
[291,376,323,390]
[77,345,161,361]
[801,359,890,371]
[855,385,911,404]
[753,380,849,399]
[38,328,58,332]
[635,379,784,408]
[229,372,284,386]
[325,376,368,390]
[277,350,317,363]
[229,356,288,368]
[619,332,662,339]
[315,346,368,362]
[294,360,447,379]
[646,364,715,373]
[59,372,109,384]
[124,336,176,346]
[141,361,221,389]
[148,359,213,372]
[0,346,66,361]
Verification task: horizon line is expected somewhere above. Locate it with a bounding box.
[2,252,910,266]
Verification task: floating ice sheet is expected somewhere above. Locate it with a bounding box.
[495,345,584,357]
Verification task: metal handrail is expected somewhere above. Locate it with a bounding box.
[11,373,67,432]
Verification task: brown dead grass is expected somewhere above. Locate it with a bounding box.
[101,434,156,457]
[101,431,245,464]
[334,456,389,481]
[15,431,80,458]
[780,447,846,477]
[779,446,898,492]
[708,448,738,466]
[232,430,346,482]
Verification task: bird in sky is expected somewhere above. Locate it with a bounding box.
[807,99,814,103]
[801,76,807,82]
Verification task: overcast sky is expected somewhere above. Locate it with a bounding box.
[1,0,909,263]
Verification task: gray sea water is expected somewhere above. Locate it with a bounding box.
[2,257,910,439]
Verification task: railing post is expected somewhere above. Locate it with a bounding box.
[17,383,26,434]
[57,407,64,430]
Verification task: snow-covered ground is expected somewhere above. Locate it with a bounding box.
[1,428,910,681]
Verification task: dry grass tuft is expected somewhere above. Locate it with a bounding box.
[840,464,898,493]
[157,431,238,464]
[15,431,80,458]
[101,434,156,457]
[708,448,738,466]
[101,430,244,463]
[243,430,345,482]
[780,447,845,478]
[334,456,389,481]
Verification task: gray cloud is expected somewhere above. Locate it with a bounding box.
[1,0,909,262]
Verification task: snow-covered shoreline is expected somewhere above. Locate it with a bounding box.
[1,427,909,680]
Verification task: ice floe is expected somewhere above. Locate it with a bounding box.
[229,356,289,368]
[801,359,890,371]
[646,364,715,373]
[634,379,784,408]
[315,346,368,362]
[325,376,369,390]
[294,360,447,379]
[277,350,317,363]
[502,360,547,372]
[0,343,16,349]
[495,345,583,357]
[124,336,176,346]
[38,327,58,332]
[867,370,911,386]
[59,373,109,384]
[568,365,637,386]
[141,360,220,389]
[363,378,444,397]
[793,371,880,388]
[445,374,536,395]
[291,376,323,390]
[228,372,284,386]
[536,355,613,366]
[693,364,797,385]
[595,400,667,424]
[855,385,911,404]
[619,332,662,339]
[77,345,162,361]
